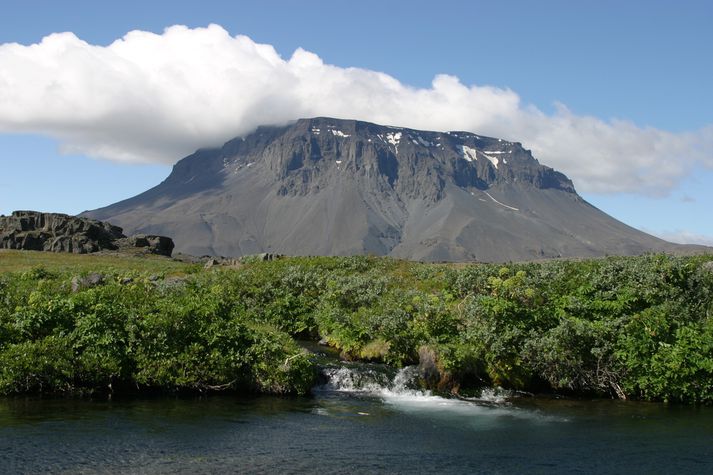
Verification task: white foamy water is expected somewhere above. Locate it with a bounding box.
[317,366,504,408]
[315,365,564,424]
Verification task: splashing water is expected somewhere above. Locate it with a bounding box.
[316,364,509,407]
[313,363,566,426]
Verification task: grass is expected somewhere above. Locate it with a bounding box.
[0,249,199,275]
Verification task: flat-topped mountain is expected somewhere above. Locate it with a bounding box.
[84,117,687,261]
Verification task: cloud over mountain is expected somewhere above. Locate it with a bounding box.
[1,24,711,194]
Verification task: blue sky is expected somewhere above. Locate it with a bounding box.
[1,0,712,244]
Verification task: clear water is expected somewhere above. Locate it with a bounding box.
[2,366,713,474]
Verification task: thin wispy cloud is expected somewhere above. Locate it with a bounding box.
[1,24,712,194]
[648,229,713,247]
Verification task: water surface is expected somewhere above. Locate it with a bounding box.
[2,368,713,474]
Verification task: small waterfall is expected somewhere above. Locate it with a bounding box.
[315,363,514,409]
[310,363,568,427]
[316,364,418,394]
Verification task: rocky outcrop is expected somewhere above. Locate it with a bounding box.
[115,234,175,257]
[0,211,123,253]
[0,210,174,256]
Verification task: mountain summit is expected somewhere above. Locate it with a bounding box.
[85,117,680,261]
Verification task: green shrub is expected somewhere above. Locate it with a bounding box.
[0,253,711,402]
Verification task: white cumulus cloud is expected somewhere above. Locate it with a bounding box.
[1,24,712,194]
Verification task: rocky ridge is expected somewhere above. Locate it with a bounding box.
[0,211,174,256]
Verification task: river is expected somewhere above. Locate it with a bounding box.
[2,364,713,474]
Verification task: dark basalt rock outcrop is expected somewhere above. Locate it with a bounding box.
[0,211,174,256]
[115,234,175,257]
[0,211,124,253]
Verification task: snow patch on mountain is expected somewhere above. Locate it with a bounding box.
[483,153,499,169]
[386,132,402,154]
[460,145,478,162]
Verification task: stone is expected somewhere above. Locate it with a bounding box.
[239,253,284,264]
[71,273,105,292]
[417,346,442,389]
[204,258,220,269]
[116,234,175,257]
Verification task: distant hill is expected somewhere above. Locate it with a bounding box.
[84,117,701,261]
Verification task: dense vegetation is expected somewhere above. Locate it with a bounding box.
[1,250,712,403]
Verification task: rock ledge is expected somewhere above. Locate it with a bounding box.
[0,210,174,256]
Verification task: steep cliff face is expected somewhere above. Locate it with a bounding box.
[85,117,681,261]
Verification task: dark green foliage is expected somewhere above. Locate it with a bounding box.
[0,268,315,396]
[219,264,324,336]
[0,253,712,402]
[0,335,75,393]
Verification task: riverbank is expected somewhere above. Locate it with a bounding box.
[1,251,712,403]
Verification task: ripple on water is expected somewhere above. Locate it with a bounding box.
[2,372,713,473]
